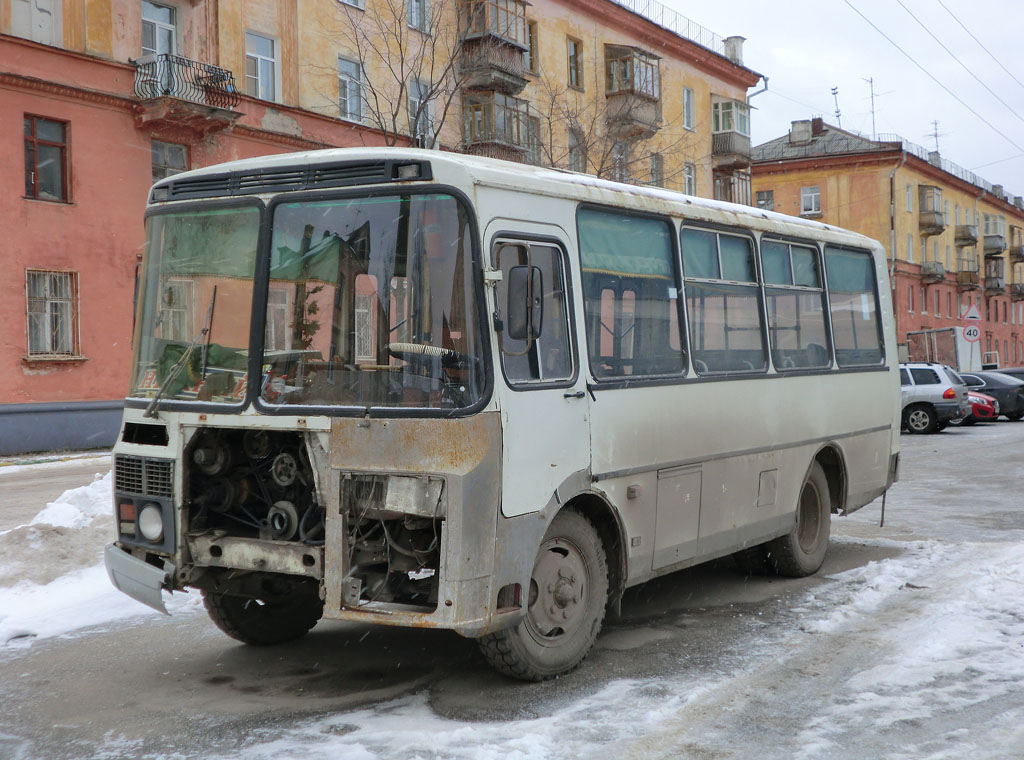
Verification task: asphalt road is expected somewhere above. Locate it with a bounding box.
[1,424,1021,759]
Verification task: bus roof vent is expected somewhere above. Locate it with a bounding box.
[151,159,432,202]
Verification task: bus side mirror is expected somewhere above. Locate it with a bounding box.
[507,265,543,341]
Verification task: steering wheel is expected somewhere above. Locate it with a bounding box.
[386,342,479,370]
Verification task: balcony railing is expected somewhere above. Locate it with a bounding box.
[133,54,240,109]
[984,234,1007,256]
[955,225,979,247]
[956,270,980,289]
[459,37,527,94]
[711,131,751,168]
[1011,244,1024,264]
[921,261,945,283]
[985,277,1006,293]
[1012,283,1024,301]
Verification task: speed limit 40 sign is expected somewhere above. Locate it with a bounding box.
[962,324,981,343]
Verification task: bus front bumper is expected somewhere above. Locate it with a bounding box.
[104,543,172,615]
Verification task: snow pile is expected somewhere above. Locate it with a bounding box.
[0,470,199,649]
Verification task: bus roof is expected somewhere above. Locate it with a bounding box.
[151,147,880,250]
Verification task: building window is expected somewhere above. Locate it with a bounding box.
[567,37,583,89]
[409,78,433,145]
[683,162,696,195]
[984,213,1006,237]
[611,141,629,182]
[524,19,538,73]
[648,153,663,186]
[158,277,194,341]
[526,115,541,164]
[408,0,429,32]
[12,0,62,46]
[800,185,820,215]
[151,140,187,182]
[920,239,926,263]
[907,233,914,263]
[944,200,950,225]
[26,269,79,357]
[755,190,774,211]
[682,86,695,130]
[908,285,914,313]
[906,184,913,212]
[338,56,363,121]
[24,115,68,202]
[947,291,952,318]
[711,100,749,136]
[141,1,176,56]
[934,290,940,317]
[568,129,586,172]
[337,0,365,7]
[245,32,278,102]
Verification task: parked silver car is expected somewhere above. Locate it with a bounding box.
[899,362,971,433]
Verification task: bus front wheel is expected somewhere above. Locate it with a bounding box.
[766,462,831,577]
[478,509,608,681]
[201,578,323,646]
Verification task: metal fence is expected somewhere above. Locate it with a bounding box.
[607,0,726,56]
[133,54,241,110]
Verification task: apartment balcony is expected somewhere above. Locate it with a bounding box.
[605,92,660,139]
[1012,283,1024,301]
[918,208,945,236]
[132,54,241,139]
[984,234,1007,257]
[711,131,752,170]
[954,225,979,247]
[462,93,531,162]
[921,261,946,284]
[985,276,1006,294]
[1010,243,1024,264]
[956,269,980,289]
[459,36,528,95]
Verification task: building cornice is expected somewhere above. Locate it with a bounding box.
[0,70,135,110]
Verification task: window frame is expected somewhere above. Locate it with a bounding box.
[25,268,81,359]
[490,234,579,391]
[800,185,821,216]
[408,0,430,33]
[337,55,364,122]
[141,0,177,57]
[567,36,583,90]
[524,19,538,74]
[682,85,695,130]
[151,139,188,183]
[244,31,280,102]
[24,114,69,203]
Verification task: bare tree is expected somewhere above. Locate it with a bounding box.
[325,0,468,148]
[529,71,702,188]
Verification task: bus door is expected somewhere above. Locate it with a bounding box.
[488,231,590,517]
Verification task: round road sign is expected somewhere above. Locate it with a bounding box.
[962,324,981,343]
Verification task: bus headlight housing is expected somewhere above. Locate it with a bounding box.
[138,503,165,543]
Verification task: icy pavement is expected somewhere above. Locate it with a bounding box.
[1,427,1023,759]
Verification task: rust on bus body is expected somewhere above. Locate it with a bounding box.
[328,412,500,476]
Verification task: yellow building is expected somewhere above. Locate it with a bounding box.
[753,118,1024,368]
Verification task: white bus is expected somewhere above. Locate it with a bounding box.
[106,148,901,680]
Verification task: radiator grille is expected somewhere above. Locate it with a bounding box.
[115,455,174,498]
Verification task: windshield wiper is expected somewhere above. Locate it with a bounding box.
[144,287,218,418]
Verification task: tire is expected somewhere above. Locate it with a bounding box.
[478,509,608,681]
[765,462,831,577]
[1005,412,1024,421]
[935,421,947,431]
[202,578,323,646]
[903,404,937,434]
[961,416,976,426]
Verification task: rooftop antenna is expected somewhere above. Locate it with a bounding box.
[928,119,946,152]
[863,77,877,139]
[831,87,842,127]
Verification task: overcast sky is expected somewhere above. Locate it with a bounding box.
[662,0,1024,197]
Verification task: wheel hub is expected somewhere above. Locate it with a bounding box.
[527,539,588,639]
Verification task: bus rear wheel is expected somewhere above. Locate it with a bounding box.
[202,578,323,646]
[478,509,608,681]
[766,462,831,577]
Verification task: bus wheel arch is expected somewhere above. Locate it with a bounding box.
[813,444,847,515]
[564,492,627,616]
[766,450,839,578]
[478,501,615,681]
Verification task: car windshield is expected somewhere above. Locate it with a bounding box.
[260,193,486,412]
[129,205,259,404]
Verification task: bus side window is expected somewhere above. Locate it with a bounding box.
[824,246,885,367]
[577,207,685,379]
[681,227,767,375]
[494,242,573,384]
[762,240,831,371]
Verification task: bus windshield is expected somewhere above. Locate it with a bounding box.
[130,205,258,404]
[262,193,485,412]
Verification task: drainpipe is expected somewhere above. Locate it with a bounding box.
[889,151,908,281]
[747,76,769,102]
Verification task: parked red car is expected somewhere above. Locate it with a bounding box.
[953,391,999,426]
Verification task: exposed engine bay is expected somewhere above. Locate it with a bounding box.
[182,428,444,610]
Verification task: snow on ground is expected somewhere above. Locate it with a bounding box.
[0,468,199,649]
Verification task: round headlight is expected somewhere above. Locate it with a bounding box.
[138,503,164,542]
